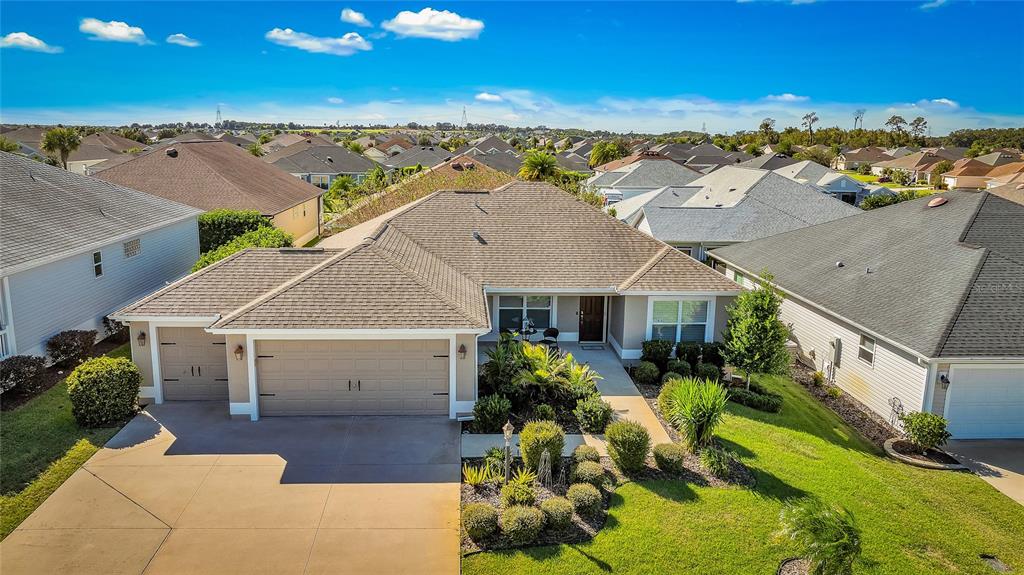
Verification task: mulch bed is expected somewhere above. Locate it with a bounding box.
[778,558,811,575]
[1,338,125,412]
[789,362,898,450]
[889,439,961,466]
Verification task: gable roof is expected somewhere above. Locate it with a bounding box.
[1,151,202,276]
[738,153,798,171]
[466,150,523,175]
[383,146,452,169]
[595,150,680,172]
[95,140,323,216]
[265,144,378,175]
[711,191,1024,359]
[591,158,702,189]
[453,135,515,156]
[872,151,946,170]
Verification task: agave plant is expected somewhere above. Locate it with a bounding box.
[462,463,495,487]
[664,377,729,451]
[778,499,861,575]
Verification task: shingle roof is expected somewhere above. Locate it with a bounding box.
[1,151,202,275]
[594,150,679,172]
[711,191,1024,358]
[266,145,378,175]
[738,154,798,171]
[383,146,452,169]
[594,159,702,189]
[95,140,323,216]
[466,151,523,175]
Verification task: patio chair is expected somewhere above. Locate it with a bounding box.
[539,327,559,348]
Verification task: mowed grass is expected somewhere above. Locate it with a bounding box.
[0,342,131,539]
[464,375,1024,575]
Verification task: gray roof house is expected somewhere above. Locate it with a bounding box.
[626,166,861,260]
[111,181,740,420]
[773,160,884,205]
[587,158,702,203]
[466,150,523,175]
[262,144,380,187]
[0,151,202,360]
[710,191,1024,439]
[453,135,517,156]
[383,146,453,170]
[738,153,798,171]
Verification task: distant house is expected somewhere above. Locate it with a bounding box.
[871,151,949,182]
[554,151,592,174]
[95,140,325,246]
[941,158,1024,190]
[711,191,1024,439]
[453,135,517,156]
[832,147,889,170]
[466,150,523,175]
[7,129,144,175]
[738,153,798,171]
[648,142,695,160]
[623,166,860,260]
[587,158,702,203]
[217,133,257,148]
[375,137,414,156]
[972,151,1022,167]
[773,160,877,205]
[262,142,380,187]
[593,150,679,173]
[0,151,202,359]
[261,133,333,154]
[884,146,918,159]
[682,153,751,174]
[383,146,453,171]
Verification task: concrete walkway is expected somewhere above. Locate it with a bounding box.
[464,343,672,457]
[946,439,1024,506]
[0,403,461,575]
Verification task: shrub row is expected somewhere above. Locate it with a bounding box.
[192,226,293,271]
[729,386,783,413]
[198,209,270,252]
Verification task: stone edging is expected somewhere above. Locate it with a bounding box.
[882,438,967,470]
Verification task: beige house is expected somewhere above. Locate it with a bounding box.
[96,140,324,246]
[112,182,740,421]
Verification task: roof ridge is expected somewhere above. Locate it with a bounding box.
[618,245,672,291]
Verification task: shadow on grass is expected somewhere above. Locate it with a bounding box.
[634,479,700,503]
[718,437,756,460]
[749,466,808,502]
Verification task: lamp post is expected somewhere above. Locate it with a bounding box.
[502,420,514,483]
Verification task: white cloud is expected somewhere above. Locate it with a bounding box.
[166,33,201,48]
[765,93,809,102]
[79,18,149,44]
[265,28,371,56]
[928,98,959,108]
[381,8,484,41]
[341,8,372,27]
[326,97,345,105]
[475,92,503,103]
[0,32,62,53]
[920,0,948,9]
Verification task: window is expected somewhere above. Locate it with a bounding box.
[311,175,330,189]
[650,299,709,343]
[92,251,103,277]
[675,246,692,256]
[122,238,141,259]
[858,334,875,365]
[497,295,551,332]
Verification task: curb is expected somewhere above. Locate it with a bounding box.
[883,438,967,470]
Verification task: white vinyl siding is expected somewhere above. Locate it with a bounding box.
[858,334,876,365]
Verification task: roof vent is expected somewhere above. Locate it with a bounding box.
[928,197,948,207]
[166,148,178,158]
[836,261,844,268]
[472,231,487,244]
[326,156,333,163]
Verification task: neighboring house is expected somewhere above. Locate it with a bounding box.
[884,146,918,159]
[870,151,948,181]
[569,138,595,159]
[382,146,453,171]
[453,135,517,156]
[625,166,860,260]
[587,158,702,203]
[95,140,325,246]
[682,153,750,174]
[773,160,876,205]
[466,150,523,175]
[110,181,740,420]
[593,150,679,173]
[984,164,1024,189]
[555,151,593,174]
[262,142,379,187]
[9,129,144,175]
[374,137,414,156]
[937,158,992,190]
[972,151,1022,167]
[0,151,202,359]
[711,191,1024,439]
[261,133,333,154]
[218,133,257,147]
[832,146,889,170]
[738,153,798,171]
[648,143,695,160]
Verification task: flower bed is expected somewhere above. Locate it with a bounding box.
[789,361,897,449]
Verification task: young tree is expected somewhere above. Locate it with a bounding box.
[41,127,82,170]
[588,139,629,168]
[723,272,791,389]
[794,146,836,168]
[929,159,953,188]
[885,115,907,144]
[801,112,819,144]
[347,141,364,154]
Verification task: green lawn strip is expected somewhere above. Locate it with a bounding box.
[464,375,1024,575]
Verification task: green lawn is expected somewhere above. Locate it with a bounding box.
[464,375,1024,575]
[0,342,131,539]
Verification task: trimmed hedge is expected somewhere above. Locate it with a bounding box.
[46,330,96,368]
[652,442,687,474]
[541,497,574,530]
[0,355,46,395]
[66,357,141,427]
[573,394,613,433]
[572,444,600,464]
[605,420,651,473]
[571,460,606,487]
[640,339,673,372]
[500,505,545,545]
[567,483,601,516]
[473,394,511,432]
[632,361,660,386]
[667,359,691,377]
[695,362,722,382]
[198,209,269,252]
[676,342,726,369]
[519,420,565,472]
[462,502,499,541]
[192,226,293,271]
[500,480,536,507]
[729,385,783,413]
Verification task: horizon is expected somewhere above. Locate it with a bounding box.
[1,1,1022,134]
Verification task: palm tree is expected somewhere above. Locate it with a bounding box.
[247,142,264,157]
[41,127,82,169]
[518,151,558,181]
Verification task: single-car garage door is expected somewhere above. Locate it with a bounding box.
[945,366,1024,439]
[159,327,229,401]
[256,339,450,416]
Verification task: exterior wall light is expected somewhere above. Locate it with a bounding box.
[137,331,146,347]
[458,344,467,359]
[234,345,244,361]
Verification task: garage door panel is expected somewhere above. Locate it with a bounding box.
[946,367,1024,439]
[159,328,229,401]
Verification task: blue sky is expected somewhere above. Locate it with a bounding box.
[1,1,1022,134]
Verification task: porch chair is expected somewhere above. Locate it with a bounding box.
[539,327,559,348]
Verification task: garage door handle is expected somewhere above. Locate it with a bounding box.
[348,379,351,391]
[191,366,194,377]
[358,380,361,391]
[259,393,276,397]
[198,366,201,377]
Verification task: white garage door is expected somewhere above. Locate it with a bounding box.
[255,339,450,416]
[945,366,1024,439]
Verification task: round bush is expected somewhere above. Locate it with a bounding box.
[46,330,97,368]
[573,394,613,433]
[652,443,687,474]
[472,394,511,433]
[899,411,951,453]
[695,362,722,382]
[567,483,601,516]
[667,359,691,378]
[519,420,565,472]
[605,420,651,473]
[632,361,660,386]
[541,497,574,530]
[534,403,556,421]
[500,479,537,507]
[572,444,601,464]
[66,357,141,427]
[571,460,605,487]
[462,502,499,541]
[657,377,684,416]
[500,505,545,545]
[700,343,726,369]
[0,355,46,395]
[661,371,684,384]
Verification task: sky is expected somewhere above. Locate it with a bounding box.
[1,1,1022,134]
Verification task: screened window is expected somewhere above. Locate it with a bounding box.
[92,251,103,277]
[497,295,551,332]
[123,238,141,259]
[650,299,708,343]
[858,334,875,365]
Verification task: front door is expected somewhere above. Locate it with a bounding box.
[579,296,605,342]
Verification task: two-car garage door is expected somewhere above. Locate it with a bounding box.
[256,339,450,416]
[946,366,1024,439]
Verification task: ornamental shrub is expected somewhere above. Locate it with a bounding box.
[661,371,684,384]
[519,420,565,473]
[663,377,728,451]
[534,403,556,421]
[695,362,722,382]
[640,339,673,372]
[700,445,736,479]
[676,342,702,367]
[812,371,826,386]
[198,209,269,252]
[657,376,684,416]
[66,357,141,427]
[0,355,46,395]
[605,420,650,473]
[462,502,499,541]
[192,226,293,271]
[541,497,574,530]
[571,460,606,487]
[729,387,783,413]
[652,443,687,474]
[827,386,843,399]
[567,483,601,516]
[700,343,726,369]
[500,505,545,546]
[573,394,613,433]
[899,411,952,453]
[473,394,512,432]
[572,444,601,464]
[666,359,691,378]
[46,330,97,368]
[500,477,537,507]
[632,361,660,386]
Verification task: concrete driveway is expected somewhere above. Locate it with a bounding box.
[0,403,461,575]
[947,439,1024,506]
